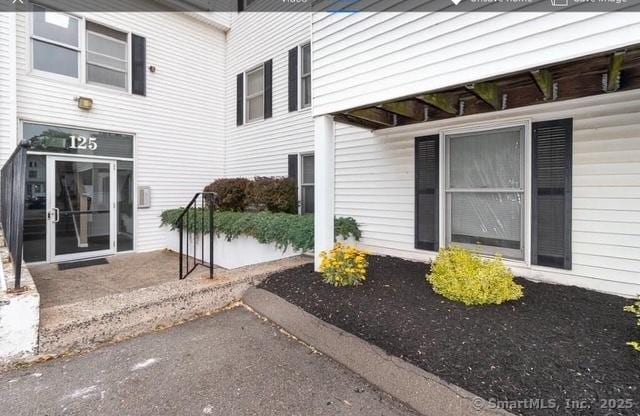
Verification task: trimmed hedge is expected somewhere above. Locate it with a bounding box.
[160,210,361,252]
[203,178,250,211]
[247,177,297,214]
[203,177,297,213]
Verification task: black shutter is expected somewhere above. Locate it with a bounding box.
[415,135,439,251]
[264,60,272,119]
[532,118,572,269]
[131,35,146,96]
[288,47,298,112]
[236,73,243,126]
[288,154,298,184]
[238,0,244,11]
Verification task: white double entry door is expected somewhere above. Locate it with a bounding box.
[45,156,117,263]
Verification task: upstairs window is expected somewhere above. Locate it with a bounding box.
[245,66,265,122]
[86,22,128,90]
[300,43,311,108]
[31,4,80,78]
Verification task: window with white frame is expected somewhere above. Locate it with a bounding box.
[300,43,311,109]
[445,126,525,259]
[300,154,314,214]
[245,66,265,122]
[86,22,128,90]
[31,4,80,78]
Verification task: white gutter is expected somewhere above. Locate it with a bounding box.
[153,0,231,31]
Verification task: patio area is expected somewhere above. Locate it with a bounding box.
[29,250,210,308]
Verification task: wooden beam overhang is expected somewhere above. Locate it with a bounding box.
[530,69,556,101]
[380,100,426,121]
[604,51,625,92]
[465,82,504,110]
[332,44,640,130]
[347,107,396,127]
[416,93,458,115]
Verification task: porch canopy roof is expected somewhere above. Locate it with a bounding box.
[331,44,640,130]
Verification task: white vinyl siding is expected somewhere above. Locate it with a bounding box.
[14,11,227,252]
[0,13,16,163]
[311,11,640,116]
[225,12,313,177]
[333,90,640,297]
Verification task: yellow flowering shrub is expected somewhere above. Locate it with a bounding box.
[624,297,640,352]
[427,247,524,306]
[319,243,368,287]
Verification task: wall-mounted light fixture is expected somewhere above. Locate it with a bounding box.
[75,96,93,110]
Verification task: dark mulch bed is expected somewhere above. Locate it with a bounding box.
[259,256,640,416]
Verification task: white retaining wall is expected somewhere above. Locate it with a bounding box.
[163,227,303,270]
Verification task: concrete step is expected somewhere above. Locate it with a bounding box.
[37,256,311,357]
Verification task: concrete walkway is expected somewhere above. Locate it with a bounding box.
[0,307,416,416]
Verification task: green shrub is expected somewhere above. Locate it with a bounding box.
[160,210,361,252]
[427,247,524,306]
[624,297,640,352]
[246,176,297,214]
[204,178,250,211]
[319,243,368,287]
[335,216,362,241]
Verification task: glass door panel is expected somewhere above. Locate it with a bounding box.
[52,159,114,260]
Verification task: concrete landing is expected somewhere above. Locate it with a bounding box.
[30,250,190,308]
[35,256,311,359]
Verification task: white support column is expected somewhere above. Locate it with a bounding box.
[314,115,335,271]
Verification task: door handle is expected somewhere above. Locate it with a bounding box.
[49,208,60,223]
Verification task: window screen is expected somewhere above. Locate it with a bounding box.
[86,22,128,89]
[301,154,314,214]
[300,43,311,108]
[246,66,264,121]
[446,126,525,259]
[31,4,80,78]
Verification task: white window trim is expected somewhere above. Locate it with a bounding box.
[298,42,311,110]
[28,3,133,94]
[244,64,265,124]
[298,152,314,214]
[29,3,82,83]
[438,119,532,266]
[85,26,130,91]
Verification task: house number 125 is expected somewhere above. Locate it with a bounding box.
[69,135,98,151]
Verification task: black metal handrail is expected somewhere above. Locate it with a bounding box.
[1,139,31,289]
[176,192,217,280]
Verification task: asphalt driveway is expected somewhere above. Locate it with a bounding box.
[0,307,416,416]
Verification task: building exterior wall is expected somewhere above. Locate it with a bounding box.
[311,11,640,116]
[12,11,226,252]
[332,89,640,297]
[0,13,16,163]
[224,12,313,178]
